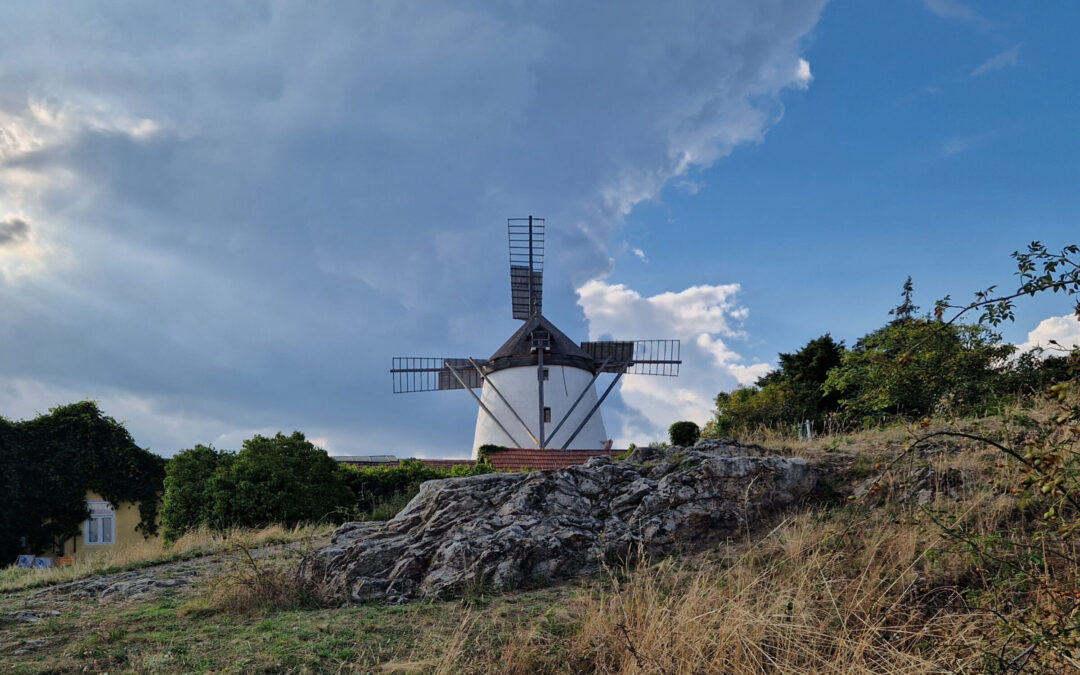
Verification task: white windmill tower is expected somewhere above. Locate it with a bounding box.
[391,217,681,458]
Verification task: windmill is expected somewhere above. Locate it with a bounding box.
[391,216,681,457]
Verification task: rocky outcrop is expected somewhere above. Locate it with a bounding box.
[32,570,190,600]
[300,443,817,603]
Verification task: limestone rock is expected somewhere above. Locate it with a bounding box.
[10,610,60,623]
[32,570,189,600]
[300,445,816,603]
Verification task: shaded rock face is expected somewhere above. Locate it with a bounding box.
[300,444,816,603]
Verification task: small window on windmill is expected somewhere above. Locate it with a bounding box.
[531,331,551,352]
[544,407,551,423]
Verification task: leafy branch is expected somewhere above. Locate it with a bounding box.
[933,242,1080,327]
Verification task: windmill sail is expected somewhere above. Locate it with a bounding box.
[391,357,486,393]
[581,339,681,376]
[508,217,544,319]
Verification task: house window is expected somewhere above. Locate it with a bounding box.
[544,407,551,423]
[542,368,549,381]
[84,501,115,546]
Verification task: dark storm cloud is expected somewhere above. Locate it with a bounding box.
[0,217,29,246]
[0,1,825,455]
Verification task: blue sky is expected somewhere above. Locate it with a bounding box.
[0,1,1077,457]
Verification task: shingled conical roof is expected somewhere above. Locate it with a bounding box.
[485,314,595,373]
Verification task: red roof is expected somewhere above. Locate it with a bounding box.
[487,448,623,472]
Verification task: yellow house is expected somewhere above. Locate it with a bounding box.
[55,491,161,562]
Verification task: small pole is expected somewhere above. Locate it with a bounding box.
[527,215,534,317]
[538,347,545,448]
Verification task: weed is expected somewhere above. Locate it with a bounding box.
[182,542,330,615]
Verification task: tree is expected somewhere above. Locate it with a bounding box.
[705,384,794,437]
[0,401,165,565]
[757,333,847,423]
[705,334,846,437]
[668,421,700,447]
[823,318,1012,421]
[161,445,232,542]
[889,276,919,322]
[205,432,355,529]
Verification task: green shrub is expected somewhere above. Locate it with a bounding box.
[206,432,354,530]
[668,421,701,447]
[162,445,230,542]
[476,444,508,462]
[162,432,355,538]
[339,459,493,516]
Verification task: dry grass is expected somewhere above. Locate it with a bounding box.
[180,541,327,616]
[575,518,987,673]
[0,523,332,593]
[434,507,996,673]
[432,409,1080,673]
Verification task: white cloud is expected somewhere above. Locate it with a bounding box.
[1016,314,1080,354]
[941,130,996,157]
[577,280,771,445]
[972,44,1022,77]
[631,247,648,262]
[673,179,702,195]
[795,58,813,88]
[921,0,991,29]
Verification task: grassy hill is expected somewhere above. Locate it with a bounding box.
[2,401,1078,673]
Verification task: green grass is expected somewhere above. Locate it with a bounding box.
[0,567,576,674]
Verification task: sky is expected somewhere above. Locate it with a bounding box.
[1,1,1078,457]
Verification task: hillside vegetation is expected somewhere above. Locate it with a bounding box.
[3,242,1078,672]
[3,393,1079,673]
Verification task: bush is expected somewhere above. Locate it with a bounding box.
[668,421,700,447]
[340,459,493,517]
[704,335,846,438]
[206,432,355,530]
[162,432,355,538]
[161,445,230,542]
[476,444,508,461]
